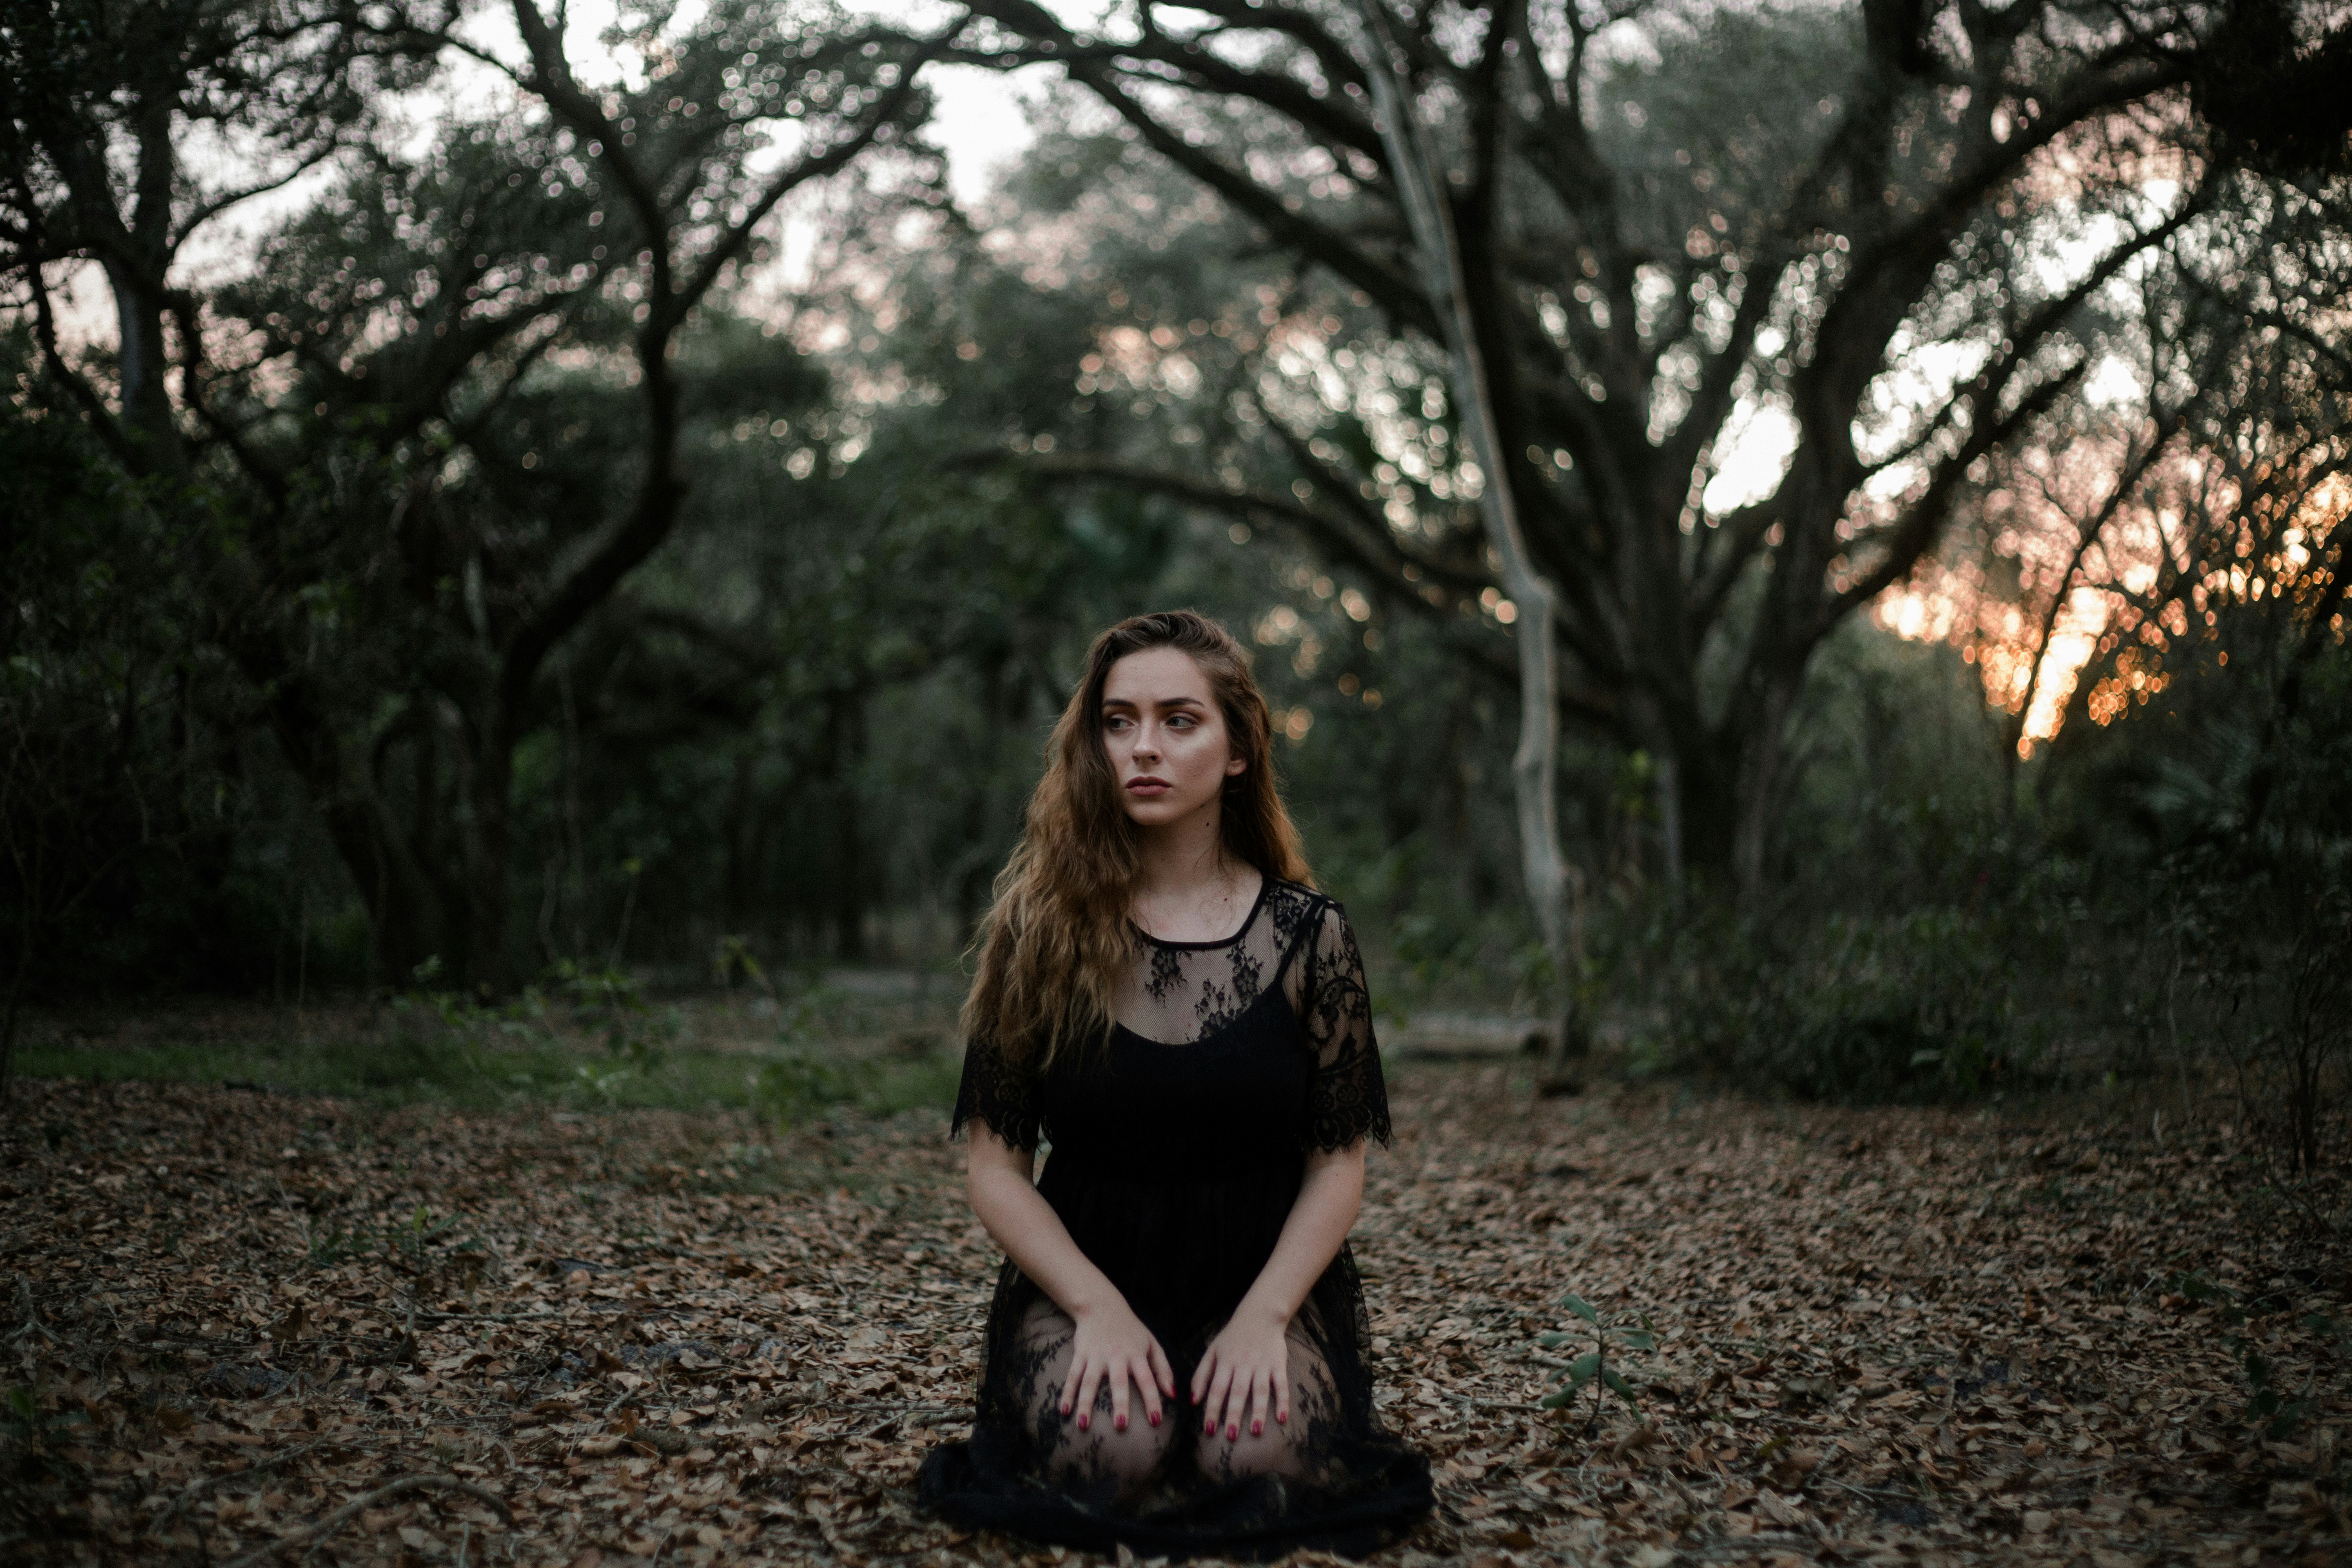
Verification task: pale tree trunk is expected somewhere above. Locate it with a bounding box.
[1354,2,1585,1082]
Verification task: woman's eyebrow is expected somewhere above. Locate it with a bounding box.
[1102,694,1206,709]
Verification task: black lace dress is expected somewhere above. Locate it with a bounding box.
[916,880,1432,1560]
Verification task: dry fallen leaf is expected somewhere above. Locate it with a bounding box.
[0,1066,2339,1568]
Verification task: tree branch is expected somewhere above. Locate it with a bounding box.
[1061,61,1428,328]
[1815,351,2094,635]
[677,38,948,317]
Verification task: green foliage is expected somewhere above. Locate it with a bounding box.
[552,962,675,1073]
[750,1052,859,1127]
[0,370,282,999]
[1535,1292,1657,1422]
[0,0,2342,1180]
[305,1202,469,1275]
[2166,1270,2335,1440]
[2238,1345,2321,1441]
[745,983,962,1127]
[1662,901,2048,1103]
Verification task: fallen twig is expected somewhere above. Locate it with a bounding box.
[218,1474,512,1568]
[152,1438,337,1537]
[1817,1476,1928,1503]
[1680,1533,1815,1560]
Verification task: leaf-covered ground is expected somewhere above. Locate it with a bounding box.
[3,1063,2345,1567]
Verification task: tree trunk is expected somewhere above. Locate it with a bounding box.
[0,900,30,1108]
[1354,1,1585,1074]
[249,675,451,984]
[1729,678,1800,897]
[105,267,180,473]
[831,695,867,962]
[466,722,515,993]
[724,750,756,935]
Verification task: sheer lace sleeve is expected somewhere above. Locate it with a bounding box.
[950,1032,1044,1151]
[1301,902,1392,1150]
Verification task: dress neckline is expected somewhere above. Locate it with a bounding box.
[1109,979,1286,1049]
[1129,873,1272,951]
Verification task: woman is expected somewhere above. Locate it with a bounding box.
[917,610,1432,1560]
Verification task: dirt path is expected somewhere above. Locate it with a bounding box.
[1,1068,2340,1566]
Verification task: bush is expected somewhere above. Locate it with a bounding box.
[1662,901,2048,1103]
[2155,851,2352,1181]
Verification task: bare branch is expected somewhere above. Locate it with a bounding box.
[1814,352,2094,634]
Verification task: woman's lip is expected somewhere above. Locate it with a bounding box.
[1126,777,1172,793]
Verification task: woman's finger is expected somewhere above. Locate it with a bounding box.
[1136,1350,1165,1428]
[1148,1337,1176,1402]
[1205,1360,1236,1438]
[1074,1354,1105,1432]
[1109,1355,1134,1433]
[1249,1364,1272,1437]
[1189,1344,1216,1411]
[1219,1362,1247,1443]
[1232,1361,1252,1437]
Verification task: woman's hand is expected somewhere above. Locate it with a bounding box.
[967,1122,1173,1435]
[1065,1298,1176,1435]
[1192,1305,1290,1441]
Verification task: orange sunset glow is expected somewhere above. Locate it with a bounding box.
[1879,441,2351,755]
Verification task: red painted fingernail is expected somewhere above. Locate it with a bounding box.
[1252,1419,1263,1436]
[1204,1421,1215,1434]
[1277,1411,1288,1424]
[1227,1423,1238,1440]
[1149,1411,1162,1427]
[1115,1415,1127,1432]
[1077,1414,1089,1430]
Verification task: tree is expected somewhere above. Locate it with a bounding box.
[949,0,2277,893]
[0,0,449,479]
[2,0,943,986]
[2041,165,2350,830]
[1351,0,1583,1062]
[0,394,241,1097]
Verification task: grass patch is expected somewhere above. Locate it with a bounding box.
[17,982,964,1124]
[16,1031,516,1104]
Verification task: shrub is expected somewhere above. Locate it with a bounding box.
[1663,902,2046,1103]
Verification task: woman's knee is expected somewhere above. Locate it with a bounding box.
[1195,1351,1333,1483]
[1195,1421,1306,1482]
[1071,1414,1174,1486]
[1026,1370,1174,1489]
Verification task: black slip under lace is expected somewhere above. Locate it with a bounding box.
[918,881,1430,1560]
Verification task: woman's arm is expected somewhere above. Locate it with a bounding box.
[1237,1140,1365,1325]
[1192,1139,1365,1439]
[965,1119,1176,1432]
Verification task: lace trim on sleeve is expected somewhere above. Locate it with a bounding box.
[950,1032,1044,1150]
[1301,901,1393,1150]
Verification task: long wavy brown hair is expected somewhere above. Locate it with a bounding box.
[962,610,1313,1074]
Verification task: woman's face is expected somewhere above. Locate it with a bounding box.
[1100,646,1247,829]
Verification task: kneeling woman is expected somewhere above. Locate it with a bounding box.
[918,611,1432,1560]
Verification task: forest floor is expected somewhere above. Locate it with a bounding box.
[2,1051,2346,1568]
